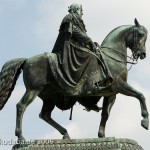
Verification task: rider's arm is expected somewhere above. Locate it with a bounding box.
[72,25,96,52]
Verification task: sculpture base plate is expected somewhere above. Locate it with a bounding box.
[12,137,143,150]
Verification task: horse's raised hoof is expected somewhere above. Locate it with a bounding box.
[141,118,149,130]
[62,133,70,140]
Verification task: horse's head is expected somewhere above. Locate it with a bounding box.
[126,18,147,60]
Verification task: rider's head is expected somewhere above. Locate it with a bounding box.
[68,3,83,17]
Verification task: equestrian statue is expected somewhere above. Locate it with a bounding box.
[0,3,149,142]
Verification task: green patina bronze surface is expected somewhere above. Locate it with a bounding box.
[0,3,149,147]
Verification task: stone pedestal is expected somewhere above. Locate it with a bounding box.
[12,137,143,150]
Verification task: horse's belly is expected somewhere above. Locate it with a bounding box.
[55,96,76,110]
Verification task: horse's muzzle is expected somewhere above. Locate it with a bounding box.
[140,51,146,59]
[133,50,146,60]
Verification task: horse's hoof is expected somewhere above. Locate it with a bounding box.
[17,136,27,144]
[141,118,149,130]
[12,137,28,149]
[98,132,105,138]
[63,133,70,140]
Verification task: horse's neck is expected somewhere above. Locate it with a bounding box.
[101,25,133,53]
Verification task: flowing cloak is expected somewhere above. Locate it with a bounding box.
[49,13,113,95]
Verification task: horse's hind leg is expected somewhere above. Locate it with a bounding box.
[118,78,149,130]
[15,90,39,141]
[98,95,116,137]
[39,98,70,139]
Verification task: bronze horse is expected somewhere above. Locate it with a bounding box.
[0,19,149,141]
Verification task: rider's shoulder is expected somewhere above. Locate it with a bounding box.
[62,14,73,24]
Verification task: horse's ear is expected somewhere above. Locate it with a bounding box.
[134,18,141,27]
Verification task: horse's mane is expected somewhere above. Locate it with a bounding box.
[101,25,132,46]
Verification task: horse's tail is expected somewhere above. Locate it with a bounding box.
[0,58,26,110]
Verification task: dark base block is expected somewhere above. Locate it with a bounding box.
[12,137,143,150]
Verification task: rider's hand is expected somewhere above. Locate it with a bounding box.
[88,39,97,53]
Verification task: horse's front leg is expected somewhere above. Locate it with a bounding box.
[118,77,149,130]
[98,95,116,137]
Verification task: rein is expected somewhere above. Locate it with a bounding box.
[99,46,138,65]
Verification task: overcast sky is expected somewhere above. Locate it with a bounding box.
[0,0,150,150]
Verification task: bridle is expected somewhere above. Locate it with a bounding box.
[132,25,141,60]
[99,46,137,65]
